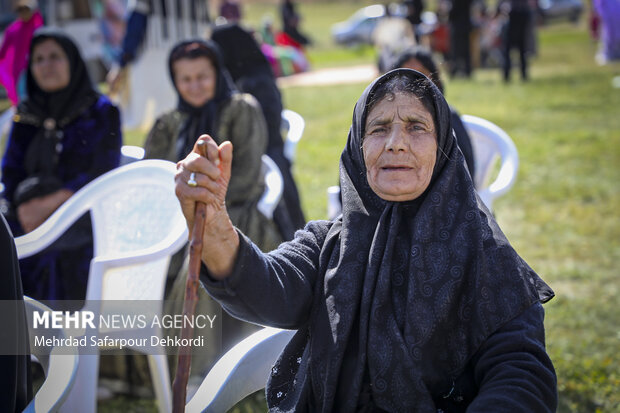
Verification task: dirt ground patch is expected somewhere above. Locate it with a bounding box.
[277,64,379,88]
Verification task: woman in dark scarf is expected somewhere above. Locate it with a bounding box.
[1,28,122,302]
[144,39,282,251]
[175,69,557,411]
[145,40,283,391]
[211,23,306,239]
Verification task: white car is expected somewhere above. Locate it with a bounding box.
[332,3,406,47]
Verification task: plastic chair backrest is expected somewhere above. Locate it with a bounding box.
[120,145,146,165]
[15,160,186,413]
[15,160,187,300]
[281,109,305,163]
[186,327,296,412]
[23,296,79,413]
[461,114,519,211]
[257,155,284,220]
[119,146,283,223]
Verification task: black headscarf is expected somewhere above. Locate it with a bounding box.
[18,28,99,177]
[210,23,275,81]
[168,39,236,160]
[267,69,553,411]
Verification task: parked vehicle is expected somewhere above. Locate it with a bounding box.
[538,0,583,24]
[331,3,406,47]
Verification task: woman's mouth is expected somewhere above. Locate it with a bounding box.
[381,165,412,171]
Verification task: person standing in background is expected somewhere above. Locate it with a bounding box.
[404,0,425,42]
[219,0,242,23]
[447,0,473,78]
[0,0,44,106]
[280,0,311,47]
[500,0,534,82]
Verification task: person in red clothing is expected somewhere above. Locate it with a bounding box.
[0,0,44,106]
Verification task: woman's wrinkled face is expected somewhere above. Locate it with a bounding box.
[363,92,437,202]
[173,57,216,107]
[31,39,71,93]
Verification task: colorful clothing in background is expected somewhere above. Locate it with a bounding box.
[0,10,44,105]
[593,0,620,63]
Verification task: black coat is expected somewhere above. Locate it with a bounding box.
[0,214,32,412]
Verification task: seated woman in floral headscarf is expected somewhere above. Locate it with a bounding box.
[175,69,557,411]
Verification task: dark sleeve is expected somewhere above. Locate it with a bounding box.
[63,100,122,192]
[224,95,268,205]
[0,123,30,205]
[200,221,331,329]
[468,302,558,412]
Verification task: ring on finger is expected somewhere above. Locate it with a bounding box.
[187,172,198,187]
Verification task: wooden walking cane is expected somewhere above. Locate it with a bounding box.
[172,140,208,413]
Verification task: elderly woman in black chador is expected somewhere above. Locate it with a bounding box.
[175,69,557,412]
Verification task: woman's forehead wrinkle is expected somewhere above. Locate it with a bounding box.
[395,103,432,125]
[367,108,393,126]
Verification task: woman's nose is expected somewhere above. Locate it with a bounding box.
[385,125,407,152]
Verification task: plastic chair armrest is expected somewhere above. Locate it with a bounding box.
[186,327,295,412]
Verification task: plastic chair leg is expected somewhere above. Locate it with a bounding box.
[60,354,99,413]
[148,354,173,413]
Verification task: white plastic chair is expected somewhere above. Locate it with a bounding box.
[120,145,284,221]
[185,327,296,413]
[15,160,188,413]
[23,296,80,413]
[281,109,305,163]
[461,114,519,211]
[326,115,519,218]
[120,145,146,165]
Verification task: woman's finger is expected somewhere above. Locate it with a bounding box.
[179,151,221,181]
[197,134,220,167]
[218,141,233,183]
